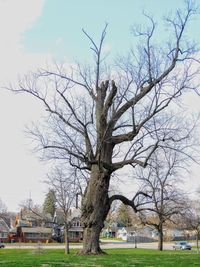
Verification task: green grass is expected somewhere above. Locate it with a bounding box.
[0,248,199,267]
[6,242,81,247]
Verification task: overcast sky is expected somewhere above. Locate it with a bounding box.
[0,0,200,212]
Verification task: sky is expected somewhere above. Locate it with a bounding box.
[0,0,200,212]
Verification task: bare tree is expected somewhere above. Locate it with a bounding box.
[184,200,200,252]
[136,148,188,250]
[45,167,79,254]
[0,198,7,217]
[18,198,49,227]
[9,2,200,254]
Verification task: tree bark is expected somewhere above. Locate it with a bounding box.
[158,225,163,251]
[64,224,70,254]
[80,165,111,254]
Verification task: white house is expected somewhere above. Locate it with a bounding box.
[0,218,9,242]
[117,227,136,241]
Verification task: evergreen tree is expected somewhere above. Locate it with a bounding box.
[42,189,56,218]
[117,203,133,227]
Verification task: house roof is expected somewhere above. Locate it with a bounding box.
[124,227,137,233]
[21,227,52,234]
[0,219,9,232]
[53,208,81,225]
[16,220,31,227]
[69,208,81,219]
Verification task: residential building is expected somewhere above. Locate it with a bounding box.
[0,218,9,242]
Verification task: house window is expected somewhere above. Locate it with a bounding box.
[72,220,80,227]
[0,233,7,238]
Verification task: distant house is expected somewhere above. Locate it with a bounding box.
[164,228,196,241]
[68,216,83,242]
[7,208,84,243]
[17,227,52,243]
[101,222,118,238]
[117,227,136,241]
[102,226,118,238]
[0,218,9,242]
[117,226,158,243]
[142,226,158,239]
[68,227,83,242]
[52,208,83,243]
[8,210,53,243]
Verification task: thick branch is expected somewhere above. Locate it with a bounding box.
[112,159,145,171]
[102,80,117,119]
[109,195,137,212]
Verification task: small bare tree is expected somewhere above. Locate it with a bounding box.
[9,2,200,254]
[137,149,188,251]
[0,198,7,218]
[18,198,49,227]
[45,167,80,254]
[0,199,7,217]
[184,201,200,252]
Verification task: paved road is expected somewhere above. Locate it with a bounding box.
[4,241,191,250]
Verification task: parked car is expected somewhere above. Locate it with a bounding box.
[173,241,192,250]
[0,243,5,248]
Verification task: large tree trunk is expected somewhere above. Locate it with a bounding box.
[158,224,163,251]
[80,165,111,254]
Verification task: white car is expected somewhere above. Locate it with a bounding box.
[173,241,192,250]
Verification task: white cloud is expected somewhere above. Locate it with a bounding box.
[0,0,44,43]
[0,0,51,82]
[0,0,51,211]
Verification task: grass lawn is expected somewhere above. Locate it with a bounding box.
[0,248,199,267]
[6,242,82,247]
